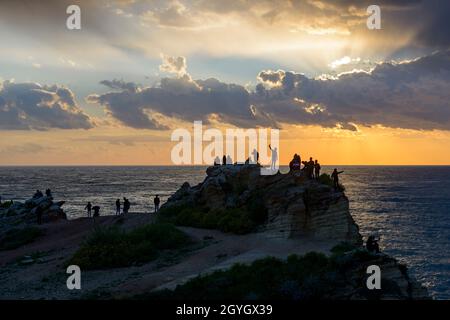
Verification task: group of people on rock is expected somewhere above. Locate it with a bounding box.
[289,155,323,179]
[84,195,160,218]
[288,154,344,190]
[33,189,52,199]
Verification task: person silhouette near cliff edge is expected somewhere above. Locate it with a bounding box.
[331,168,344,190]
[268,144,278,170]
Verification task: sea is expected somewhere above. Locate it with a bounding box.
[0,165,449,299]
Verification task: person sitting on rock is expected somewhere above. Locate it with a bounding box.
[92,205,101,218]
[85,202,92,218]
[331,168,344,190]
[33,190,44,199]
[214,156,220,166]
[366,235,380,253]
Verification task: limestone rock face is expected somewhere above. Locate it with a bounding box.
[163,164,362,244]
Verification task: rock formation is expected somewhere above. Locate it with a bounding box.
[160,164,430,299]
[0,195,67,228]
[163,164,362,244]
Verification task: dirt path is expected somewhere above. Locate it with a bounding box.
[114,227,336,297]
[0,215,337,299]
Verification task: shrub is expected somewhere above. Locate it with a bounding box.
[318,173,333,187]
[144,253,336,300]
[159,198,268,235]
[318,174,345,191]
[331,242,357,255]
[0,200,13,209]
[144,249,401,300]
[68,223,190,270]
[0,227,43,251]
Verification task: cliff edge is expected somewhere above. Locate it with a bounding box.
[163,164,361,244]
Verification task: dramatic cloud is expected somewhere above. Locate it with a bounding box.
[0,80,93,130]
[159,55,188,77]
[255,50,450,131]
[89,50,450,131]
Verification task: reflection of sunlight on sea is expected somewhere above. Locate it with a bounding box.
[0,165,449,299]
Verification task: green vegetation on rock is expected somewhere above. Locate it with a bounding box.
[68,223,191,270]
[0,200,13,209]
[159,196,268,235]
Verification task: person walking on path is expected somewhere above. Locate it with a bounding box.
[123,198,130,214]
[115,199,121,215]
[154,195,160,213]
[85,202,92,218]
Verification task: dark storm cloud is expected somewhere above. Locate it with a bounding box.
[88,75,273,129]
[89,50,450,131]
[0,81,93,130]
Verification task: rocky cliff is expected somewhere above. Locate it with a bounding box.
[160,164,430,300]
[163,164,362,244]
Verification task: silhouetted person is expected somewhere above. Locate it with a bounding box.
[306,157,315,179]
[214,156,220,166]
[269,144,278,170]
[33,190,44,199]
[290,154,301,171]
[85,202,92,218]
[314,160,321,179]
[154,195,160,213]
[331,168,344,190]
[45,189,52,198]
[251,148,259,164]
[366,235,380,253]
[36,206,43,225]
[227,155,232,165]
[92,205,101,218]
[123,198,130,214]
[115,199,121,215]
[222,155,226,165]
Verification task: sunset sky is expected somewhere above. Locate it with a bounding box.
[1,0,450,165]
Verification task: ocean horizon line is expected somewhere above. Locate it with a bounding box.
[1,164,450,168]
